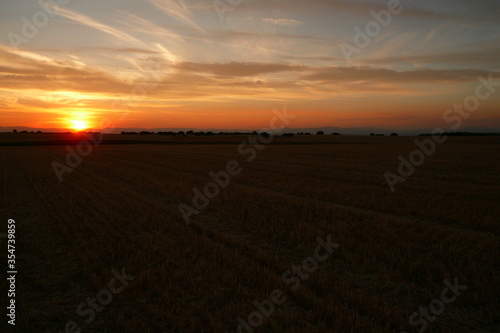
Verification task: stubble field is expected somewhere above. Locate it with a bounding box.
[0,134,498,333]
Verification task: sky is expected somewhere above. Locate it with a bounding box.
[0,0,499,131]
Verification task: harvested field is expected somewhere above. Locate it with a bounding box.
[1,134,499,332]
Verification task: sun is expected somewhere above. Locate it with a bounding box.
[71,120,88,131]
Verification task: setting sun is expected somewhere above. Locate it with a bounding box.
[71,120,88,131]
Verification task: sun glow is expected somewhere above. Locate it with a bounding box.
[71,120,88,131]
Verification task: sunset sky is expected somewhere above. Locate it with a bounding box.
[1,0,499,131]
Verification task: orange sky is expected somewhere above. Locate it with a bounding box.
[1,0,499,131]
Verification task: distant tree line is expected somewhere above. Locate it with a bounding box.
[418,132,500,136]
[12,129,498,137]
[119,131,343,136]
[11,130,102,134]
[12,129,42,134]
[369,133,399,136]
[122,131,253,136]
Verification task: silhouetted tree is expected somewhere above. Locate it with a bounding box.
[390,133,399,136]
[316,131,324,135]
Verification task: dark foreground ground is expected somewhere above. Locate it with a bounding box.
[0,133,498,332]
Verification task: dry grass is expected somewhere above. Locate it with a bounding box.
[0,134,498,332]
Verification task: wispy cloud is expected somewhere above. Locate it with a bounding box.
[359,49,500,67]
[0,47,131,94]
[113,10,188,45]
[81,47,163,54]
[301,66,498,83]
[261,18,304,27]
[174,61,306,76]
[54,7,148,48]
[147,0,206,34]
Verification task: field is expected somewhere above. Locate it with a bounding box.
[0,133,498,332]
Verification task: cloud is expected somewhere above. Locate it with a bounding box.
[147,0,205,33]
[83,47,163,54]
[261,18,304,27]
[113,11,188,45]
[1,40,497,117]
[0,47,131,94]
[195,0,467,21]
[173,61,307,76]
[54,7,147,48]
[208,29,329,42]
[301,66,498,83]
[359,49,500,67]
[285,55,343,62]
